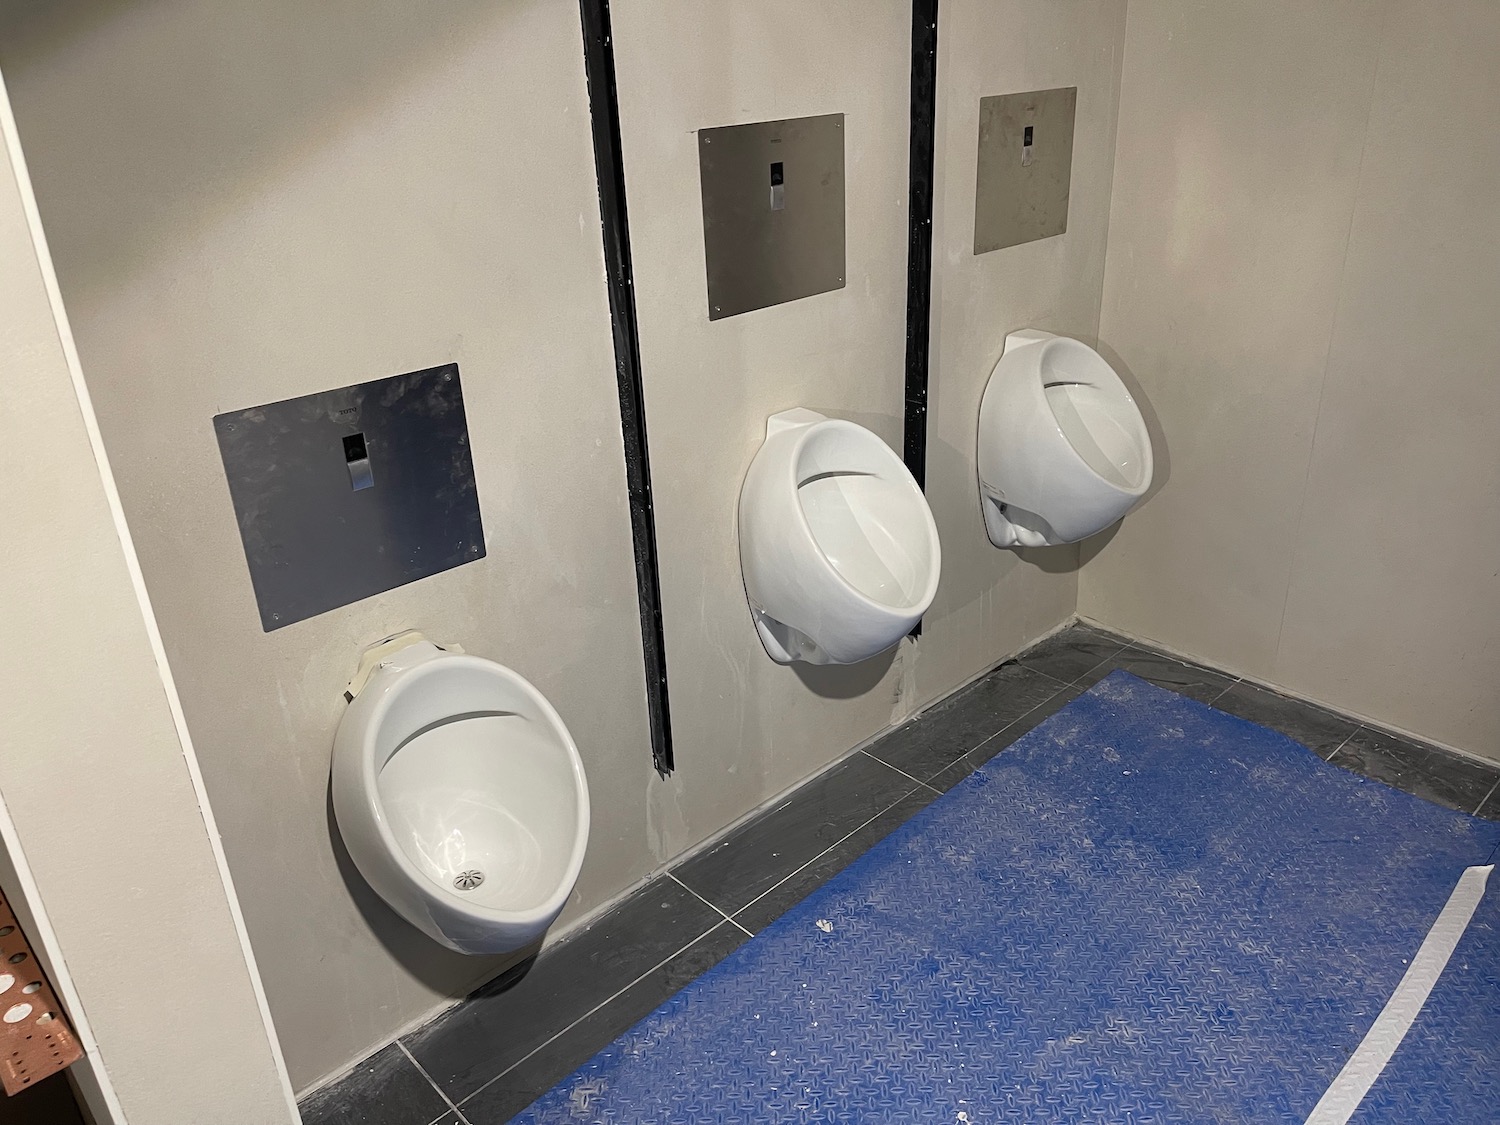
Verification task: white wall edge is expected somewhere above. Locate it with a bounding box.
[0,66,301,1121]
[0,790,124,1124]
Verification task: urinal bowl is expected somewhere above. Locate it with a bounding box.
[331,635,590,955]
[978,330,1153,547]
[739,409,941,665]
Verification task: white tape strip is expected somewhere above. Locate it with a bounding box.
[1304,864,1492,1125]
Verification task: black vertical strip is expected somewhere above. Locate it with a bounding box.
[579,0,674,775]
[904,0,939,636]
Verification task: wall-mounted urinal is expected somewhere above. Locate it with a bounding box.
[978,330,1153,548]
[739,409,941,665]
[331,632,590,955]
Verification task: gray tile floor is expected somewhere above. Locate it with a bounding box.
[300,622,1500,1125]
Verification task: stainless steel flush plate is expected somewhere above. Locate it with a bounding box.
[213,364,484,630]
[974,87,1077,254]
[698,113,846,320]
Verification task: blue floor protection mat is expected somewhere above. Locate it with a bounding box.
[516,673,1500,1123]
[1352,874,1500,1123]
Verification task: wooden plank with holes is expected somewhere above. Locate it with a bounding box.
[0,890,81,1096]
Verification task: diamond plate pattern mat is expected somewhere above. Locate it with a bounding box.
[1351,869,1500,1122]
[513,673,1500,1123]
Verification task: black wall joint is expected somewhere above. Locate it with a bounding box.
[904,0,940,636]
[579,0,674,775]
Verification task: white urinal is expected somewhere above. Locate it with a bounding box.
[331,632,590,955]
[978,330,1153,548]
[739,409,941,665]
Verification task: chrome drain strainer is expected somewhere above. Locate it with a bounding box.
[453,870,484,892]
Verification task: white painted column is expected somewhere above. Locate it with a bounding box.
[0,68,298,1125]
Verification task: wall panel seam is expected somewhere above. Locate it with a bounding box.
[1269,0,1395,676]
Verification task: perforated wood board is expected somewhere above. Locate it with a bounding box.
[0,889,81,1096]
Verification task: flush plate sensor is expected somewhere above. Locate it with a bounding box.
[213,363,484,630]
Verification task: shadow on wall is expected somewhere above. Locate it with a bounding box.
[0,0,517,301]
[928,432,1080,597]
[324,787,539,997]
[1077,340,1172,569]
[793,644,899,699]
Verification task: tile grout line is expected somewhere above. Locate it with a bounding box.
[1026,669,1074,687]
[654,721,949,887]
[1206,677,1243,706]
[858,751,941,796]
[1326,726,1362,763]
[962,661,1127,765]
[970,655,1115,758]
[1181,651,1487,770]
[725,787,922,925]
[454,915,732,1111]
[944,641,1132,763]
[1026,664,1076,687]
[965,694,1064,761]
[1057,650,1128,691]
[665,871,754,937]
[399,1040,471,1125]
[1472,776,1500,818]
[898,655,1105,779]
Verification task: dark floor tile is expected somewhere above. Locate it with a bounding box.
[459,923,750,1124]
[670,751,917,916]
[963,662,1075,727]
[1078,647,1237,704]
[864,663,1064,782]
[926,751,979,797]
[1211,680,1358,758]
[928,684,1088,792]
[971,684,1088,767]
[297,1044,450,1125]
[860,698,983,783]
[1476,786,1500,822]
[403,876,721,1103]
[1013,623,1127,684]
[1331,728,1500,815]
[732,788,939,933]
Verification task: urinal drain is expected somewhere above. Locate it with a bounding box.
[453,870,484,891]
